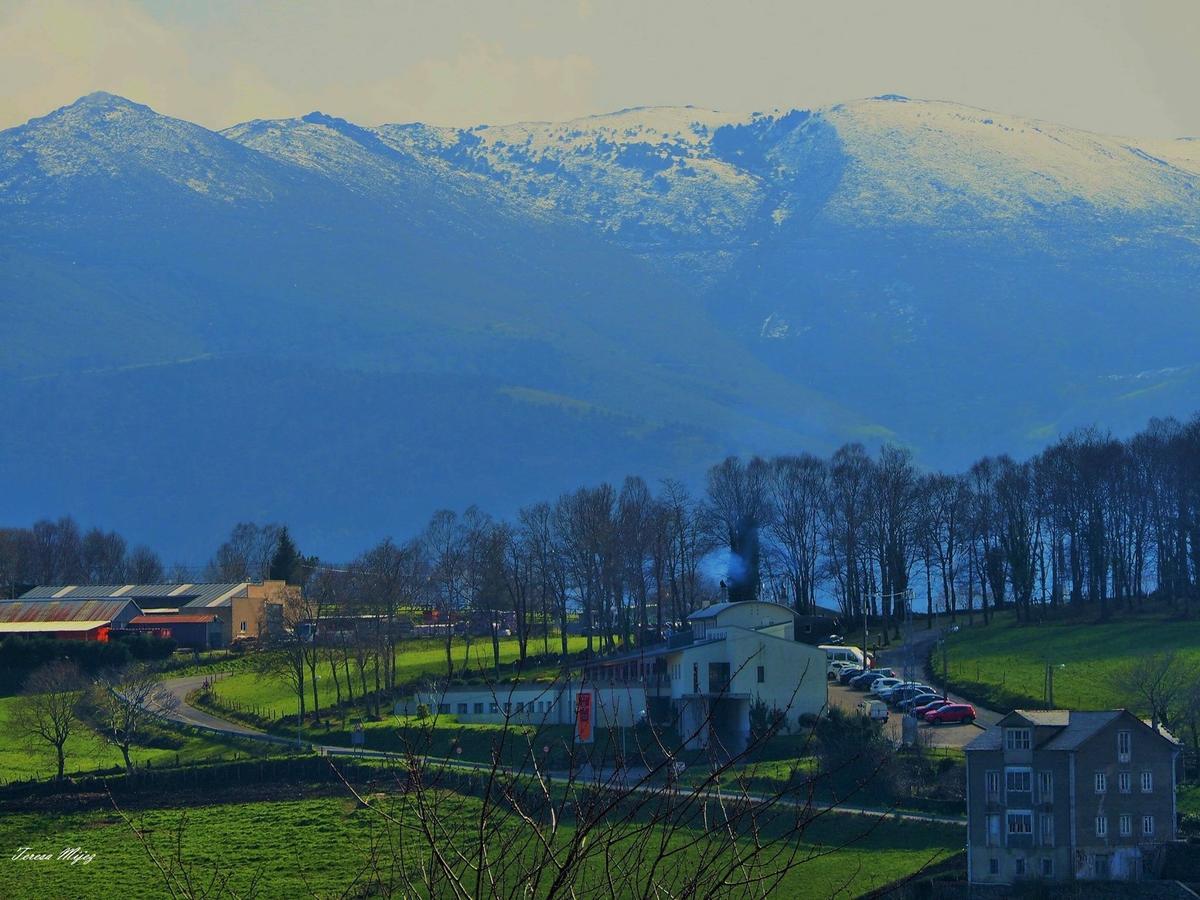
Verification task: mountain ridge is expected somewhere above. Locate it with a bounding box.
[1,92,1197,559]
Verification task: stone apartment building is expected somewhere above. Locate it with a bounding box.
[965,709,1180,885]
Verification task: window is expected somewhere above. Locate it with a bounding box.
[1143,815,1154,837]
[437,703,450,714]
[1006,768,1032,793]
[1117,730,1131,762]
[457,703,468,714]
[986,813,1001,846]
[1119,814,1132,837]
[474,702,484,714]
[757,666,765,683]
[515,702,524,713]
[503,702,511,714]
[488,702,498,713]
[1039,813,1054,846]
[1094,772,1107,794]
[1014,857,1026,876]
[1095,816,1108,837]
[1094,855,1110,878]
[986,771,1001,797]
[1007,811,1033,835]
[1118,772,1131,793]
[1141,771,1153,793]
[988,858,999,875]
[1005,728,1032,750]
[240,620,247,632]
[1041,857,1054,877]
[1038,770,1053,801]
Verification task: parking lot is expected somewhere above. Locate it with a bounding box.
[826,681,990,749]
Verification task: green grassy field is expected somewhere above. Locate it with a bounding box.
[210,635,590,722]
[941,610,1200,713]
[0,795,963,899]
[0,696,269,783]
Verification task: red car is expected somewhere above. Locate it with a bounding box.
[911,698,952,718]
[924,703,976,725]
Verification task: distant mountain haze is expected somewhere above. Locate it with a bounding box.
[2,92,1197,560]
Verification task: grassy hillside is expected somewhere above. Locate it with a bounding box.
[0,695,262,783]
[210,635,591,722]
[940,609,1200,713]
[0,796,962,899]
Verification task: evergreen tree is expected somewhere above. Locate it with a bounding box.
[269,527,303,584]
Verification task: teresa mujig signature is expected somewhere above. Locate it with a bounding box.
[12,847,95,865]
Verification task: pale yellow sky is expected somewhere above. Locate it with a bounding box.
[1,0,1197,137]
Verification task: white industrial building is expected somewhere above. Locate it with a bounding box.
[585,600,828,751]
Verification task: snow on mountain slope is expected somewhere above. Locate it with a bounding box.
[0,92,286,204]
[821,96,1200,228]
[360,97,1200,268]
[377,107,764,275]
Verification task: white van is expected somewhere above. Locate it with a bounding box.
[857,699,889,722]
[819,645,866,668]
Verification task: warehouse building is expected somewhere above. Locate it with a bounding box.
[0,597,143,641]
[20,581,289,645]
[126,612,225,650]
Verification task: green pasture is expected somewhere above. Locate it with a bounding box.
[0,695,263,783]
[0,795,963,898]
[209,635,590,722]
[941,610,1200,713]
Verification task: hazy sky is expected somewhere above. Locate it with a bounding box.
[1,0,1198,137]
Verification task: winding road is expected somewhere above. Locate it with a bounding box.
[153,672,966,826]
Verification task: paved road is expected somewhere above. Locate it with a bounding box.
[157,673,285,739]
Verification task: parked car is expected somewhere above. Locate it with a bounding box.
[924,703,977,725]
[882,683,932,705]
[828,661,856,680]
[911,698,952,718]
[875,680,919,700]
[897,693,942,713]
[850,668,894,690]
[856,699,889,722]
[868,677,903,697]
[838,667,866,685]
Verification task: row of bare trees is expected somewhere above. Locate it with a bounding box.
[246,415,1197,734]
[0,517,165,596]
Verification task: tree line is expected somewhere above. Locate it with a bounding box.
[5,414,1199,652]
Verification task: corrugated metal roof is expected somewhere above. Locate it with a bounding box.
[19,583,250,607]
[0,620,110,633]
[129,614,220,625]
[0,598,138,624]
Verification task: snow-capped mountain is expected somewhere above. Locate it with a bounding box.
[1,93,1197,559]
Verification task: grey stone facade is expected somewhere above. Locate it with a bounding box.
[966,709,1179,885]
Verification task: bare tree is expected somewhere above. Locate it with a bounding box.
[704,456,772,603]
[1110,650,1190,730]
[92,664,180,772]
[14,661,84,779]
[768,454,828,614]
[127,544,165,583]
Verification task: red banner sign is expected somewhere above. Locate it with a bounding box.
[576,691,593,743]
